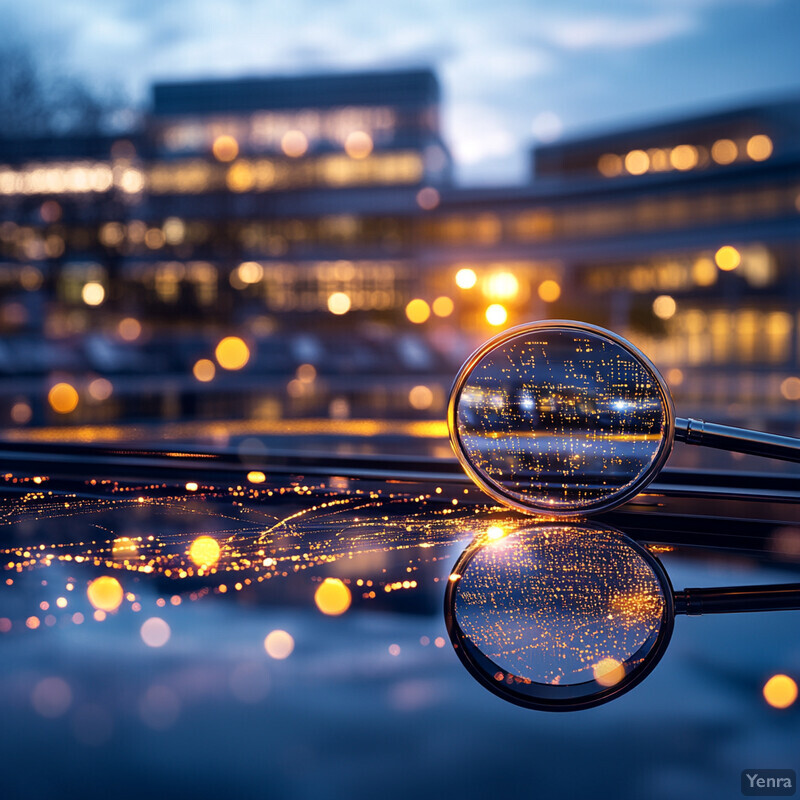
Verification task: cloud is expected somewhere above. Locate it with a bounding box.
[538,13,696,51]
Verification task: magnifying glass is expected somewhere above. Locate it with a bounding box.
[448,320,800,516]
[444,523,800,711]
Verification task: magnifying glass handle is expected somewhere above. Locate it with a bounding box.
[675,584,800,615]
[675,417,800,463]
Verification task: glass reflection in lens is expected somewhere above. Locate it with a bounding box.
[454,326,668,512]
[450,526,668,705]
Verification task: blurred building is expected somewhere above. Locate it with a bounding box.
[0,68,798,432]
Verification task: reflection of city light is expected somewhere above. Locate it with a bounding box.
[537,279,561,303]
[215,337,250,370]
[746,134,773,162]
[327,292,351,315]
[711,139,737,165]
[597,153,622,177]
[247,471,266,484]
[81,282,105,306]
[188,536,221,569]
[48,383,79,414]
[624,150,649,175]
[87,576,123,612]
[763,674,797,708]
[281,130,308,158]
[593,657,626,687]
[416,187,440,210]
[118,317,142,341]
[485,304,507,326]
[193,359,216,382]
[296,363,316,383]
[185,482,198,492]
[405,299,431,324]
[432,296,454,317]
[344,131,373,159]
[715,245,741,271]
[652,295,677,320]
[455,268,477,289]
[314,578,352,615]
[140,617,171,648]
[666,368,684,386]
[264,629,294,659]
[212,135,239,162]
[485,272,519,300]
[408,385,434,410]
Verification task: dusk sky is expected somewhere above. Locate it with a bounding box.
[6,0,800,183]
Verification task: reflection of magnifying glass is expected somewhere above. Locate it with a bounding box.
[444,523,800,711]
[448,321,800,516]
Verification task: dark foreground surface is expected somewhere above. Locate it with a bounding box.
[0,437,798,800]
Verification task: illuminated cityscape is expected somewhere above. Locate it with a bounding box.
[0,67,798,439]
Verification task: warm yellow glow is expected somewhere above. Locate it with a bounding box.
[344,131,373,159]
[193,358,216,382]
[432,296,454,317]
[692,257,718,286]
[188,535,221,568]
[185,482,198,492]
[486,525,506,541]
[597,153,622,177]
[237,261,264,284]
[624,150,649,175]
[455,268,477,289]
[48,383,79,414]
[297,363,317,383]
[652,294,677,320]
[327,291,351,315]
[247,470,266,484]
[226,161,255,192]
[264,629,294,659]
[763,674,797,708]
[408,385,434,410]
[215,337,250,370]
[112,537,138,558]
[715,245,741,271]
[118,317,142,341]
[314,578,352,616]
[212,135,239,162]
[669,144,698,171]
[405,298,431,324]
[711,139,738,165]
[81,282,105,306]
[87,576,123,612]
[140,617,171,648]
[485,304,507,326]
[593,657,626,687]
[88,378,113,401]
[537,279,561,303]
[746,134,773,162]
[666,367,684,386]
[485,272,519,300]
[281,130,308,158]
[780,377,800,401]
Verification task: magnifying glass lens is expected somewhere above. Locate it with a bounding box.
[449,526,669,708]
[452,326,671,513]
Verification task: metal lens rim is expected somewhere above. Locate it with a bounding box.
[443,523,677,712]
[446,320,677,517]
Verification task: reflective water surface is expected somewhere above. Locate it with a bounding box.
[454,326,670,512]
